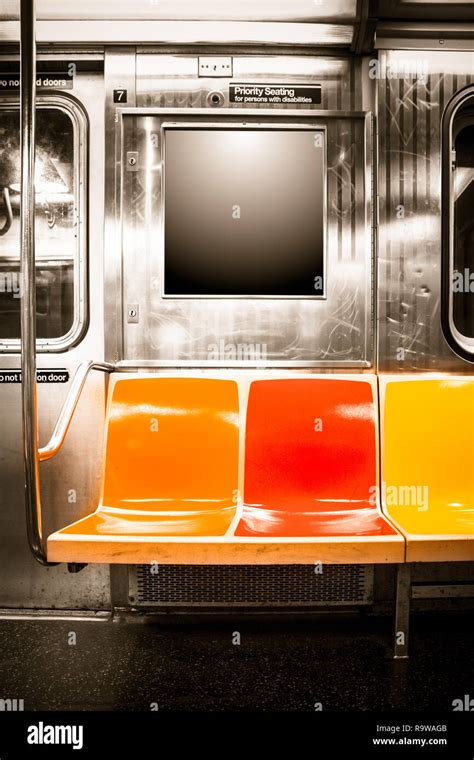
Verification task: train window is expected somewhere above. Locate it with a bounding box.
[163,128,325,298]
[442,89,474,361]
[0,99,86,351]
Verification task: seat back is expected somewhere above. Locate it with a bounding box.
[102,377,239,512]
[382,378,474,534]
[243,378,377,512]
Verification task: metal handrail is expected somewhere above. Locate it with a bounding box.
[19,0,48,565]
[39,361,115,462]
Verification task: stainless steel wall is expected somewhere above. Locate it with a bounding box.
[377,49,474,372]
[112,53,375,367]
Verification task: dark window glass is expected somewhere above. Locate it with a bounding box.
[164,128,325,297]
[0,107,76,341]
[452,105,474,339]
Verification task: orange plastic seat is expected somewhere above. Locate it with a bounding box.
[47,376,240,562]
[235,378,404,562]
[381,377,474,562]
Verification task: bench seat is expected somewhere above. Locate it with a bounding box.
[47,374,405,564]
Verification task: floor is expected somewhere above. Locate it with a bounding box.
[0,611,472,711]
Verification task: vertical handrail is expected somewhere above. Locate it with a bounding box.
[20,0,54,565]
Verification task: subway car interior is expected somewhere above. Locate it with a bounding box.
[0,0,473,726]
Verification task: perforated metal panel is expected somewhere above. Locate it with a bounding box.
[129,564,374,607]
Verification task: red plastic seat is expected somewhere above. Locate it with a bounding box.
[236,378,400,543]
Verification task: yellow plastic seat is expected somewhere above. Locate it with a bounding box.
[381,376,474,562]
[47,376,240,562]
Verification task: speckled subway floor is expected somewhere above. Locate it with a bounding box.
[0,612,472,711]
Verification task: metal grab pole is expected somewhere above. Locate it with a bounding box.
[20,0,55,565]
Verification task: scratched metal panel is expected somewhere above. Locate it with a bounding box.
[136,55,359,111]
[377,50,474,372]
[120,55,371,366]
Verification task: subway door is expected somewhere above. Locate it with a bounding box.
[0,64,109,609]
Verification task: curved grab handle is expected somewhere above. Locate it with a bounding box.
[0,187,13,236]
[39,361,115,462]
